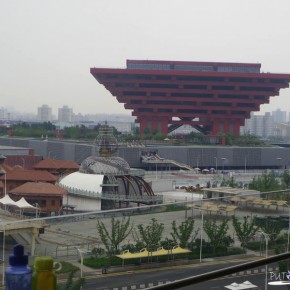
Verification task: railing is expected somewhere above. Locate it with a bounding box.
[146,252,290,289]
[57,184,163,203]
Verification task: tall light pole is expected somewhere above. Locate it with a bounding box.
[4,173,6,196]
[196,157,199,169]
[259,231,269,290]
[199,212,204,263]
[74,246,89,290]
[286,203,290,253]
[214,157,217,173]
[21,158,25,169]
[221,158,226,173]
[244,156,247,174]
[276,157,282,171]
[0,168,7,196]
[1,223,6,286]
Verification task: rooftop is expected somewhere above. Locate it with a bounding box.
[127,59,261,73]
[33,158,79,170]
[9,182,66,196]
[0,167,57,182]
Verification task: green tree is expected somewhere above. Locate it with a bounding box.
[220,176,243,188]
[96,217,133,256]
[170,217,199,248]
[232,133,265,146]
[136,218,164,248]
[144,127,151,135]
[281,170,290,189]
[248,171,281,192]
[203,219,232,253]
[232,215,258,248]
[258,217,285,241]
[63,127,81,139]
[153,132,168,141]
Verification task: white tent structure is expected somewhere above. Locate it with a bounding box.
[14,197,38,217]
[0,195,38,216]
[0,195,17,206]
[14,197,37,209]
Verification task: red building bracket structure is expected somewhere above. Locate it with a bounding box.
[91,60,290,136]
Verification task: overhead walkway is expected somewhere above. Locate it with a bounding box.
[141,154,193,171]
[58,184,163,204]
[166,159,193,171]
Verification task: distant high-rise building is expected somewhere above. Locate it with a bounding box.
[0,107,9,120]
[241,112,274,137]
[58,105,73,122]
[37,105,52,122]
[272,109,287,123]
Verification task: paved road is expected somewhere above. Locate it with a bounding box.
[60,256,281,290]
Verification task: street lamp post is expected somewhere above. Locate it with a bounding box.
[1,223,6,286]
[221,158,226,173]
[276,157,282,171]
[259,231,269,290]
[21,158,25,169]
[0,168,7,196]
[74,246,89,290]
[244,156,247,174]
[76,247,83,285]
[4,173,6,196]
[214,157,218,173]
[286,203,290,253]
[34,203,40,218]
[196,157,199,169]
[199,212,204,263]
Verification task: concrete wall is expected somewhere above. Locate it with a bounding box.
[64,194,101,212]
[0,137,290,169]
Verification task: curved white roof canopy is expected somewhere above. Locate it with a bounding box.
[59,172,104,193]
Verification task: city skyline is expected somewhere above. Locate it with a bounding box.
[1,1,290,116]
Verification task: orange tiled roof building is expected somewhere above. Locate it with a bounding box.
[0,167,57,194]
[33,158,79,177]
[9,182,66,216]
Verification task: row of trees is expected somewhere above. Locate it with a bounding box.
[91,214,288,263]
[2,121,270,146]
[248,170,290,192]
[220,170,290,197]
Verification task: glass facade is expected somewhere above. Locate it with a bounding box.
[217,66,260,73]
[127,62,260,73]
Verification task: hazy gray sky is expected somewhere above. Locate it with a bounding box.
[1,0,290,116]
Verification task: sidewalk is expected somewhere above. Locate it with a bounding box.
[65,251,261,276]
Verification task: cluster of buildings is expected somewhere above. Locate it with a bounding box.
[37,105,72,123]
[2,105,290,139]
[36,105,135,134]
[0,152,80,216]
[0,126,161,217]
[2,59,290,139]
[0,105,134,134]
[240,110,290,139]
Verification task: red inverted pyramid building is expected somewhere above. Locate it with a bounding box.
[90,60,290,135]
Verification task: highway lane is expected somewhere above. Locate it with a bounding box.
[60,256,281,290]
